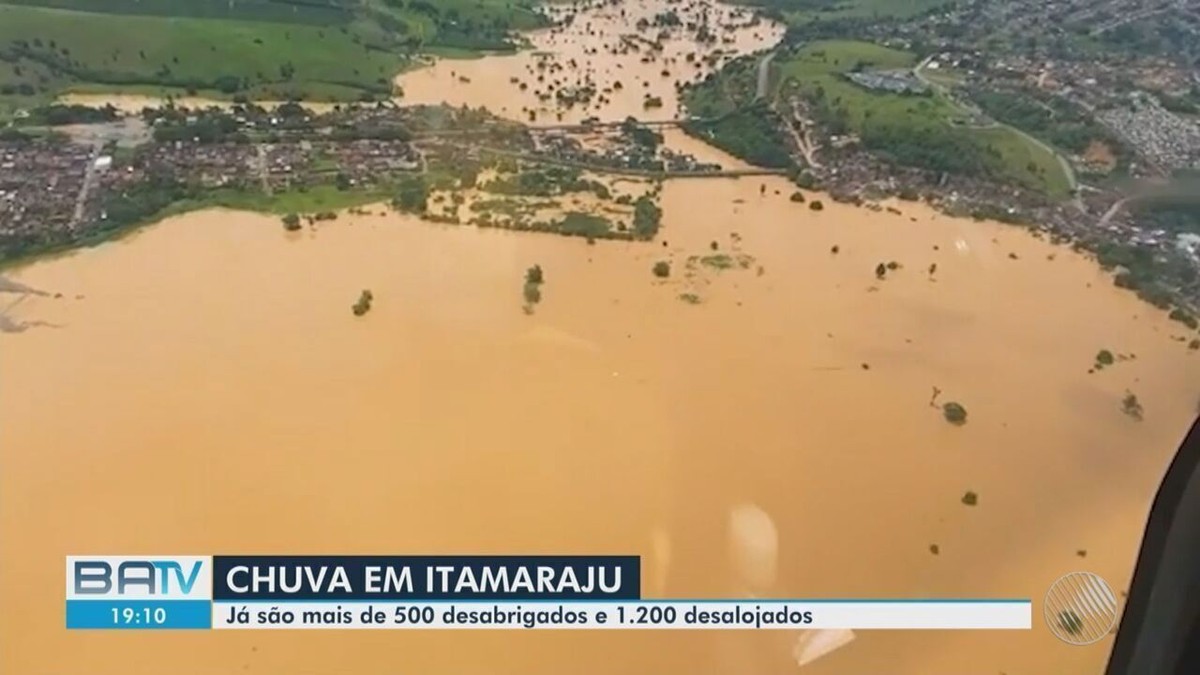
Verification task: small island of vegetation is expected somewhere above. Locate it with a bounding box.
[352,289,373,317]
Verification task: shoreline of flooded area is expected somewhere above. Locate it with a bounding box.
[3,1,1200,675]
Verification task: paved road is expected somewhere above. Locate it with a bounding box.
[70,141,104,229]
[755,50,776,101]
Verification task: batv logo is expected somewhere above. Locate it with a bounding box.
[74,561,202,595]
[67,556,212,600]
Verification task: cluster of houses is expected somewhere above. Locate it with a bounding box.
[0,140,93,240]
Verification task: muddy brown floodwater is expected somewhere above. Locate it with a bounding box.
[4,2,1200,675]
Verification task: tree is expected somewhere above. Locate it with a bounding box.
[352,290,373,316]
[809,200,824,211]
[1122,391,1143,421]
[653,261,671,278]
[943,402,967,425]
[282,213,301,231]
[522,281,542,305]
[961,490,978,506]
[525,265,544,285]
[393,176,428,213]
[789,191,805,203]
[1096,349,1115,367]
[335,172,352,191]
[1169,308,1198,330]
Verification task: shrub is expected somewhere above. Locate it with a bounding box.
[809,200,824,211]
[1169,308,1199,330]
[653,261,671,278]
[1122,391,1143,420]
[522,281,542,305]
[351,289,373,316]
[525,265,544,285]
[282,213,301,231]
[961,491,978,506]
[790,191,806,203]
[943,402,967,425]
[1096,349,1115,366]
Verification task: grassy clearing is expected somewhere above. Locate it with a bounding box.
[974,126,1071,197]
[735,0,951,28]
[207,185,396,214]
[0,0,546,106]
[0,4,406,100]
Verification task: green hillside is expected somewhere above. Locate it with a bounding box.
[0,0,546,109]
[731,0,951,28]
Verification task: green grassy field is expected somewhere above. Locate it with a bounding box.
[773,40,1071,197]
[736,0,951,28]
[0,0,545,109]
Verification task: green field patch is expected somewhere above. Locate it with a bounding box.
[0,4,408,102]
[0,0,354,24]
[0,0,545,106]
[734,0,951,28]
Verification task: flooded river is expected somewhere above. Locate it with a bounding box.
[5,1,1200,674]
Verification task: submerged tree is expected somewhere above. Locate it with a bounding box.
[943,401,967,425]
[652,260,671,278]
[282,213,301,231]
[352,289,373,316]
[1122,391,1144,421]
[522,265,544,312]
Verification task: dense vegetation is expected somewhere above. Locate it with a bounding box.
[482,166,609,199]
[632,194,663,239]
[682,103,794,169]
[860,122,998,177]
[1094,239,1194,311]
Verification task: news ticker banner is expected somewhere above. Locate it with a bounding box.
[66,556,1032,631]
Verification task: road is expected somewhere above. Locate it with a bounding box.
[255,144,272,195]
[70,141,104,230]
[755,50,776,101]
[1098,198,1130,228]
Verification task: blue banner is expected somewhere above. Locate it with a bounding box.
[66,600,212,629]
[211,556,640,601]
